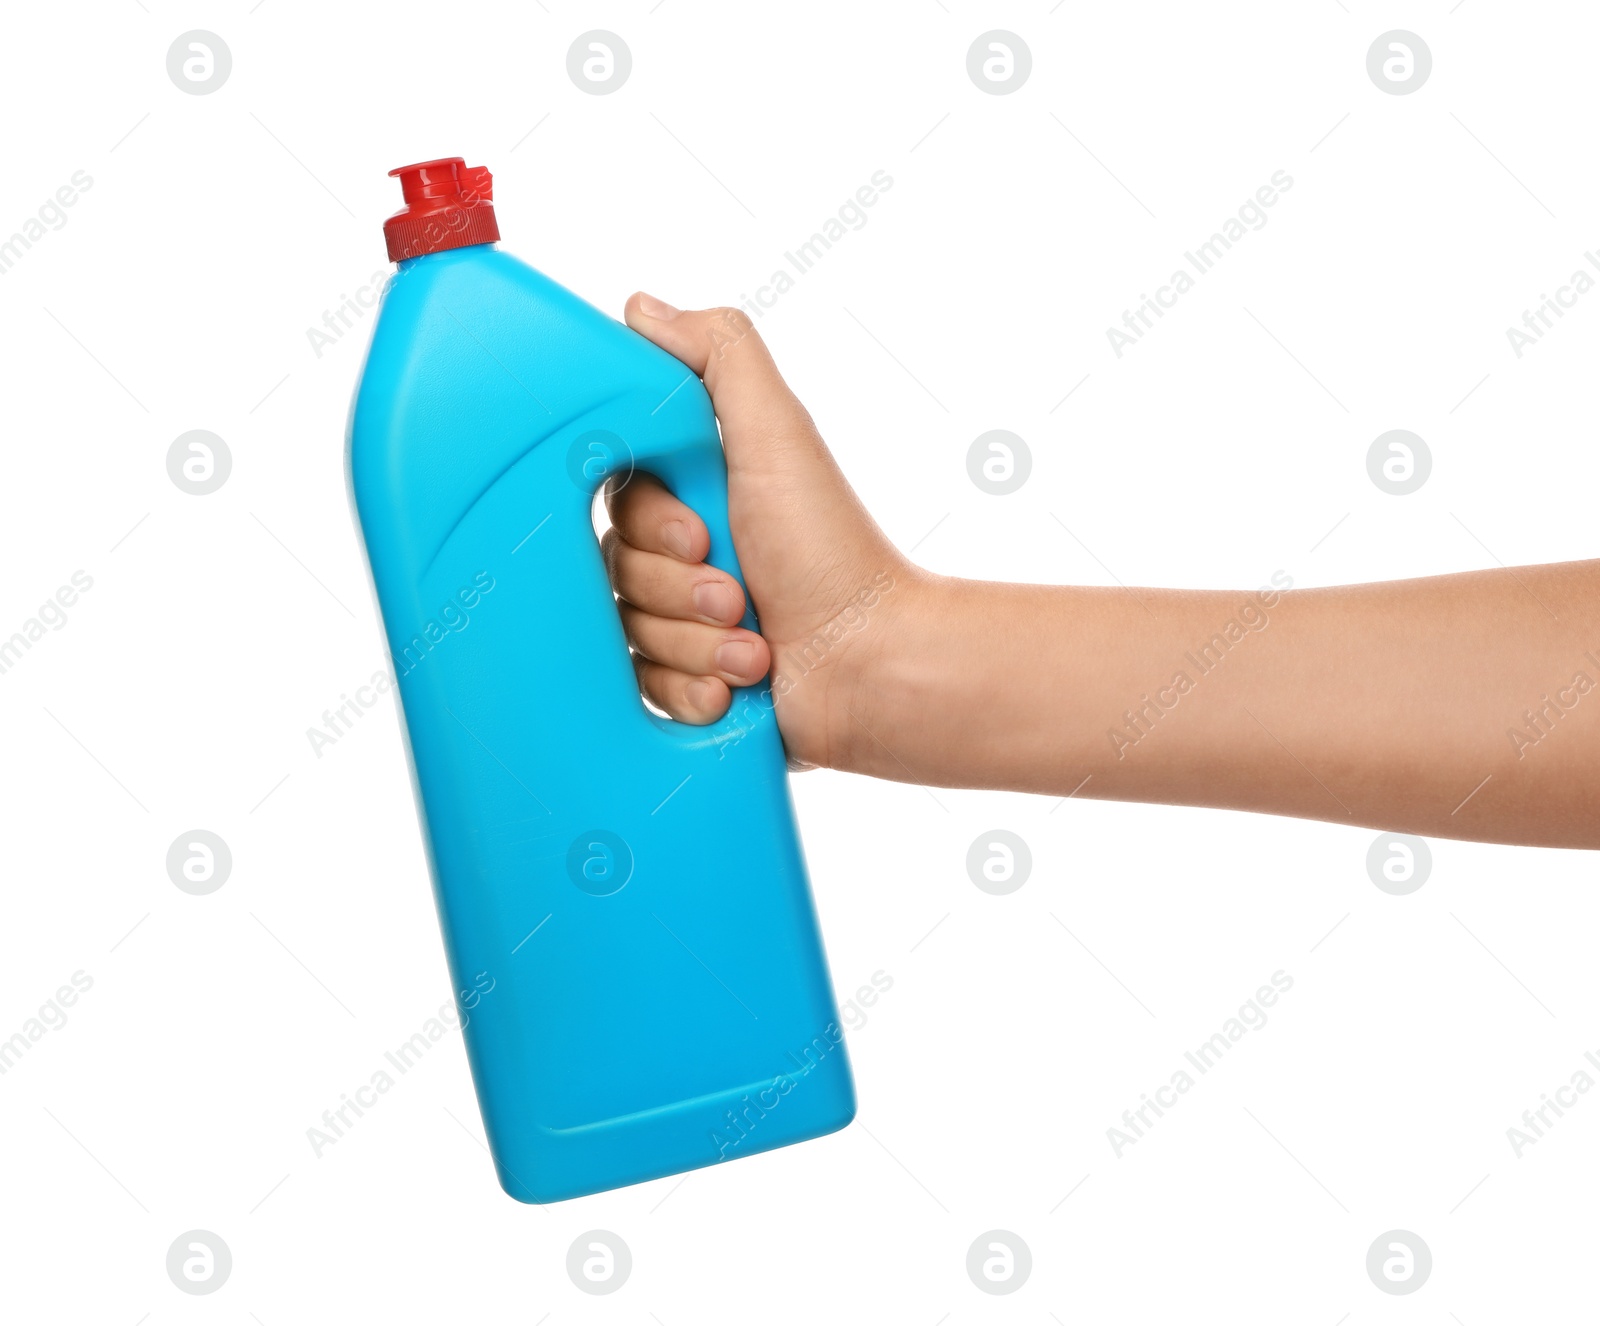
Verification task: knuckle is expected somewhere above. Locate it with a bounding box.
[645,555,681,604]
[620,604,657,654]
[612,545,648,595]
[709,305,752,334]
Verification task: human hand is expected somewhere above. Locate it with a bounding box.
[603,294,917,770]
[604,303,1600,849]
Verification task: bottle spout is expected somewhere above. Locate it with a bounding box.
[383,157,499,263]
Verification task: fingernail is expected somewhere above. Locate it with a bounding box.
[685,679,716,711]
[636,292,681,320]
[692,580,734,622]
[715,640,757,678]
[662,520,692,558]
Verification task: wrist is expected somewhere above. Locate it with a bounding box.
[827,562,953,778]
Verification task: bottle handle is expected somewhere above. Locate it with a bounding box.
[605,428,774,754]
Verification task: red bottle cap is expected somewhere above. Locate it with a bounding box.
[383,158,500,263]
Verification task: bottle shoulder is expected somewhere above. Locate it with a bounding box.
[357,246,693,422]
[348,245,714,580]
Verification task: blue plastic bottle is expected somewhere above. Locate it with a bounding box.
[348,159,855,1203]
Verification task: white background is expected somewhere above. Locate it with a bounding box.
[2,1,1598,1320]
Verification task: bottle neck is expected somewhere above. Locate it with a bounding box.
[396,241,495,272]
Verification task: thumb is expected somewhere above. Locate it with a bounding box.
[622,293,817,470]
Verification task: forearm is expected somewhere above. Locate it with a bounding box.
[844,562,1600,848]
